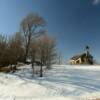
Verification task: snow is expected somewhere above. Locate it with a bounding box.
[0,65,100,100]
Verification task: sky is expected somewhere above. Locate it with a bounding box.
[0,0,100,62]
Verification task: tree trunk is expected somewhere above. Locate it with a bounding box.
[40,59,43,77]
[24,42,30,63]
[32,61,34,76]
[24,31,32,63]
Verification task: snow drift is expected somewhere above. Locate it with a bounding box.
[0,65,100,100]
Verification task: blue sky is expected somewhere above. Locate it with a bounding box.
[0,0,100,62]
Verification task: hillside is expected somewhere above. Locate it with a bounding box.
[0,65,100,100]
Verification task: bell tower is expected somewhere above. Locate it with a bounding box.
[85,46,90,57]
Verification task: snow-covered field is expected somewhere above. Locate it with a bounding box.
[0,65,100,100]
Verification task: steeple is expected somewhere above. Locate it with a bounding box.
[85,46,90,56]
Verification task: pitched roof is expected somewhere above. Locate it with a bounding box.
[71,53,93,60]
[71,55,81,60]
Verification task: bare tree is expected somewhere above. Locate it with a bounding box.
[37,39,44,77]
[36,34,57,77]
[30,39,38,76]
[39,34,57,69]
[57,52,63,65]
[0,34,9,67]
[7,32,24,72]
[20,13,46,63]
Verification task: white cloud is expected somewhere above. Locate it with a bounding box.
[92,0,100,5]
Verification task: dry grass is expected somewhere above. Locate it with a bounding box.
[0,63,25,73]
[0,66,17,73]
[0,67,12,73]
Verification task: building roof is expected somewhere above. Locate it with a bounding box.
[71,55,81,60]
[71,53,93,60]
